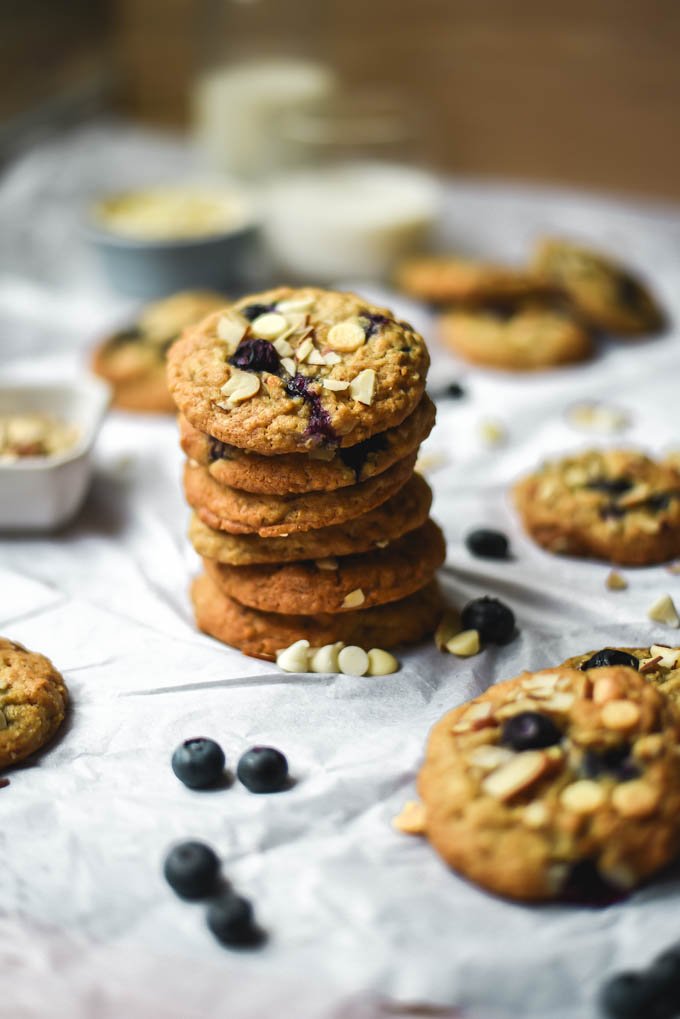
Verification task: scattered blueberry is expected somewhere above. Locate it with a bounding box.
[207,893,262,947]
[163,841,221,900]
[648,945,680,1011]
[237,746,289,794]
[229,338,280,374]
[585,477,633,496]
[581,649,640,671]
[171,738,226,789]
[599,972,662,1019]
[501,711,562,752]
[460,596,515,644]
[285,373,337,445]
[240,302,275,321]
[465,528,510,560]
[445,381,466,399]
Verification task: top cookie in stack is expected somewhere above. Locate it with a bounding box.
[167,286,445,660]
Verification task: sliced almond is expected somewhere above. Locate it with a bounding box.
[612,780,660,818]
[482,751,549,802]
[349,369,377,406]
[606,570,628,591]
[323,351,342,365]
[538,692,575,713]
[276,296,315,314]
[445,629,480,657]
[280,357,296,375]
[327,319,366,352]
[522,673,561,692]
[217,312,248,349]
[322,378,350,392]
[593,676,624,705]
[650,645,680,669]
[647,594,680,627]
[251,311,288,340]
[639,656,663,674]
[467,745,514,771]
[315,557,338,570]
[342,588,365,609]
[436,610,463,652]
[307,349,326,365]
[522,801,549,828]
[273,336,294,357]
[375,539,389,549]
[218,368,260,406]
[633,734,664,760]
[451,700,494,733]
[560,780,605,813]
[601,699,641,731]
[392,800,427,835]
[296,336,314,362]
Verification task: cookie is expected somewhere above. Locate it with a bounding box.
[192,574,444,660]
[0,637,68,769]
[178,394,435,495]
[438,301,592,371]
[532,238,665,335]
[188,472,432,565]
[184,452,417,537]
[202,518,445,615]
[417,665,680,902]
[167,287,429,455]
[93,290,226,413]
[395,255,553,306]
[562,646,680,704]
[513,449,680,565]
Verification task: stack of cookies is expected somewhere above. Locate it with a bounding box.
[167,286,446,660]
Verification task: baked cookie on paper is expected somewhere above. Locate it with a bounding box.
[395,254,553,305]
[562,646,680,703]
[0,637,68,769]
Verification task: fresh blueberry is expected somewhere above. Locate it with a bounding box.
[207,893,263,947]
[501,711,561,752]
[647,945,680,1013]
[599,972,662,1019]
[237,746,289,794]
[465,528,510,560]
[585,477,633,496]
[460,596,515,644]
[163,840,221,900]
[581,649,640,671]
[240,302,275,321]
[229,338,280,374]
[445,381,466,399]
[171,738,225,789]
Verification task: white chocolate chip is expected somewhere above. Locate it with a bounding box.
[367,648,399,676]
[593,676,624,704]
[601,699,641,730]
[296,336,314,362]
[522,672,561,691]
[276,639,311,673]
[606,570,628,591]
[349,369,376,406]
[276,296,315,314]
[482,751,550,801]
[217,312,248,349]
[280,357,296,375]
[560,780,605,813]
[445,629,480,657]
[322,378,350,392]
[342,588,365,609]
[315,557,338,570]
[310,642,344,674]
[435,611,461,650]
[648,594,680,627]
[273,336,294,357]
[327,319,366,352]
[251,312,288,340]
[467,745,514,771]
[392,800,427,835]
[338,645,369,676]
[218,368,260,406]
[611,780,660,818]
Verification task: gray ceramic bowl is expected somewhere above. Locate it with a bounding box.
[84,207,262,300]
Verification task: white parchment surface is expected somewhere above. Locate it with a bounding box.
[1,126,680,1019]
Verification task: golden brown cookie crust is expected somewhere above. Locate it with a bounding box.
[438,303,592,371]
[532,237,665,335]
[417,666,680,902]
[167,287,429,455]
[202,518,445,615]
[188,473,433,565]
[395,255,554,305]
[513,449,680,565]
[562,646,680,703]
[192,574,444,660]
[178,394,436,494]
[0,637,68,769]
[184,453,417,537]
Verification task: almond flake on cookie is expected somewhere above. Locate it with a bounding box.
[349,369,376,405]
[217,368,260,406]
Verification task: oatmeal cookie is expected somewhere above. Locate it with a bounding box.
[184,453,416,537]
[0,637,68,768]
[178,394,435,494]
[562,646,680,704]
[395,255,553,306]
[513,449,680,565]
[417,665,680,901]
[192,574,444,660]
[167,287,429,454]
[532,238,665,335]
[93,290,226,413]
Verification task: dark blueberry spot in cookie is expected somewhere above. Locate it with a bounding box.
[581,649,640,671]
[240,302,276,321]
[616,272,646,312]
[599,971,660,1018]
[465,528,510,560]
[484,302,516,322]
[460,596,516,645]
[399,346,412,353]
[501,711,562,752]
[398,319,415,332]
[445,381,466,399]
[285,373,338,446]
[585,477,634,496]
[163,840,221,900]
[339,433,389,480]
[562,859,629,907]
[360,311,392,338]
[208,437,231,462]
[229,338,281,374]
[600,503,627,520]
[583,744,639,782]
[647,492,671,512]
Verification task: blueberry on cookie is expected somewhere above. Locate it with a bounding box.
[563,645,680,704]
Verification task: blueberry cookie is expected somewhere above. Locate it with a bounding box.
[563,646,680,704]
[438,301,592,371]
[178,394,435,495]
[184,453,416,537]
[395,255,553,306]
[202,518,445,615]
[167,287,430,455]
[532,238,665,335]
[188,473,432,565]
[192,574,444,660]
[92,290,226,413]
[513,449,680,565]
[417,665,680,901]
[0,637,68,768]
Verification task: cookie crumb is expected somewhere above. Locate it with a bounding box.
[606,570,628,591]
[479,418,506,446]
[647,594,680,628]
[392,800,427,835]
[566,401,630,433]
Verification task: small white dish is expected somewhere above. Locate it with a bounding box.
[0,378,110,531]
